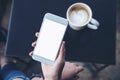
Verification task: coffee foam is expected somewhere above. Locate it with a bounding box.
[69,9,89,26]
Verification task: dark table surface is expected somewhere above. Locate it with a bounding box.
[5,0,116,64]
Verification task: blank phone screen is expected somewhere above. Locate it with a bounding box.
[34,19,67,61]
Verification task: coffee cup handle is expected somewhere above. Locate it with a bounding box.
[87,18,100,30]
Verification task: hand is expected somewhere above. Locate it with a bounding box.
[61,62,84,80]
[29,32,84,80]
[29,32,65,80]
[42,42,65,80]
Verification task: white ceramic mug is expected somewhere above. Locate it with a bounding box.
[66,3,100,30]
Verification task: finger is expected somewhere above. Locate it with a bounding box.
[29,51,33,56]
[76,66,84,73]
[35,32,39,37]
[32,41,37,47]
[54,41,65,67]
[74,63,79,66]
[57,41,65,62]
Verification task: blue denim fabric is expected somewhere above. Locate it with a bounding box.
[0,63,30,80]
[3,71,30,80]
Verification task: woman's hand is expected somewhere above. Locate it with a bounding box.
[29,32,65,80]
[29,32,84,80]
[42,42,65,80]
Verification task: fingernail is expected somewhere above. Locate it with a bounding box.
[78,66,84,71]
[63,41,65,45]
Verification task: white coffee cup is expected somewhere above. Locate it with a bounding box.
[66,3,100,30]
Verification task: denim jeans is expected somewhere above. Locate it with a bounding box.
[0,63,30,80]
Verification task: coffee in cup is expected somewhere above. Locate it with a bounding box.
[66,3,100,30]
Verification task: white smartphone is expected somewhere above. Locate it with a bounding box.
[32,13,68,65]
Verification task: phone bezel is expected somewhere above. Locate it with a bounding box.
[32,13,68,65]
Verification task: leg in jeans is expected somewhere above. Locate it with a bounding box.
[0,63,30,80]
